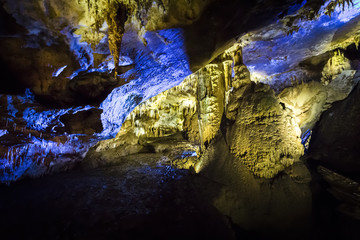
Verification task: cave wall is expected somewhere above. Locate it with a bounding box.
[309,82,360,175]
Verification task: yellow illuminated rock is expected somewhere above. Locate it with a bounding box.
[278,69,360,134]
[95,43,309,179]
[196,62,226,148]
[278,81,328,132]
[229,83,304,179]
[75,0,214,76]
[96,52,235,155]
[321,50,351,85]
[91,75,198,166]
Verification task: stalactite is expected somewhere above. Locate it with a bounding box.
[222,60,232,91]
[107,2,128,77]
[281,0,354,36]
[355,34,360,50]
[325,0,354,17]
[195,71,204,151]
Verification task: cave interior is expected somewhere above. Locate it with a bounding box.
[0,0,360,239]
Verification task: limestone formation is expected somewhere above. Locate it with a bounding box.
[229,83,304,179]
[96,44,307,180]
[196,61,228,148]
[225,45,251,120]
[195,91,310,230]
[278,70,360,134]
[106,2,128,77]
[95,52,234,155]
[85,43,312,229]
[183,45,312,229]
[278,81,328,132]
[321,50,351,85]
[117,76,197,140]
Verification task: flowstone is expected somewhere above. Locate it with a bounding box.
[229,83,304,179]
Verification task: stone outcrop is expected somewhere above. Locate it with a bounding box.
[90,52,234,161]
[1,1,360,239]
[1,1,360,237]
[83,75,199,169]
[96,45,313,181]
[194,50,311,230]
[89,49,236,163]
[278,60,360,135]
[241,1,360,91]
[199,135,311,230]
[196,63,226,148]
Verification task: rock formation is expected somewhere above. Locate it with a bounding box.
[87,44,312,230]
[192,47,311,230]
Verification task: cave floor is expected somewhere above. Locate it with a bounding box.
[0,153,359,240]
[0,153,236,240]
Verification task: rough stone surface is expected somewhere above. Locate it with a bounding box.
[0,92,99,182]
[229,83,304,179]
[241,1,360,90]
[90,53,233,163]
[100,46,312,229]
[0,0,301,101]
[102,46,307,180]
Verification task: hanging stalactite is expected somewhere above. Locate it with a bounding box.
[106,2,128,77]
